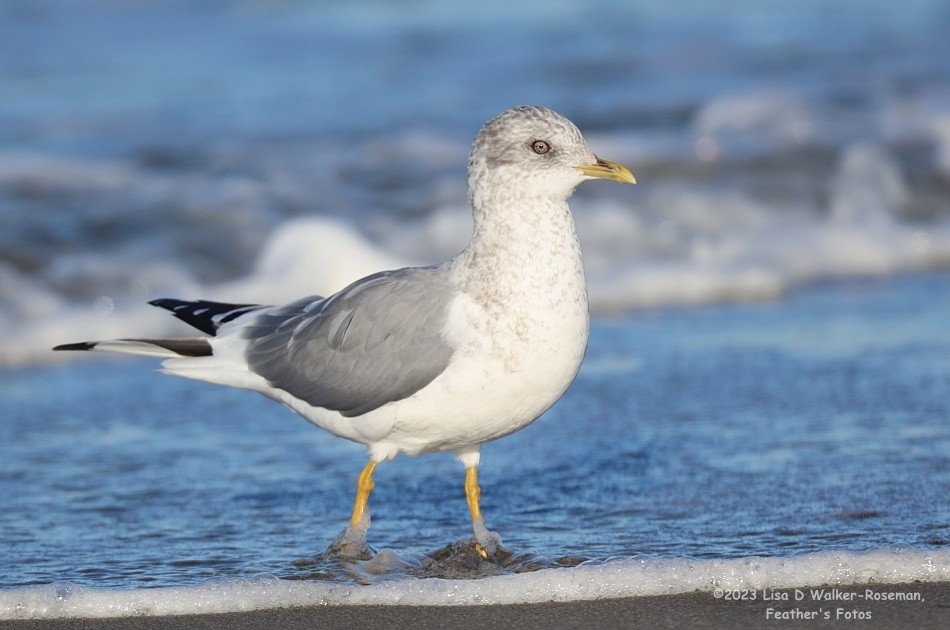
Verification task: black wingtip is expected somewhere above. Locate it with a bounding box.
[53,341,97,352]
[147,297,260,336]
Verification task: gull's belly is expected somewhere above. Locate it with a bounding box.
[381,289,590,453]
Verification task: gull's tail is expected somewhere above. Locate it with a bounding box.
[53,338,212,358]
[53,297,265,358]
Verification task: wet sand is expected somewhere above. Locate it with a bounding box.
[3,582,947,629]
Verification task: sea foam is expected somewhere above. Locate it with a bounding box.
[2,548,946,619]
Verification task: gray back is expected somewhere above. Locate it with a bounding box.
[243,267,456,417]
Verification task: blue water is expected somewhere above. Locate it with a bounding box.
[2,1,950,356]
[5,0,948,154]
[2,273,947,589]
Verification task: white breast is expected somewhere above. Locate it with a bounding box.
[378,196,590,454]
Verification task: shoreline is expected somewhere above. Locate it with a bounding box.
[3,582,947,629]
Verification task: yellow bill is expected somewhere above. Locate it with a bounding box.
[577,157,636,184]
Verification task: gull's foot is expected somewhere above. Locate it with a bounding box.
[324,518,375,561]
[287,515,381,582]
[409,539,518,579]
[472,516,503,559]
[288,542,410,583]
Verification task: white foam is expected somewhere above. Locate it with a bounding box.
[694,89,816,150]
[210,216,411,303]
[1,216,410,365]
[1,548,947,619]
[0,253,204,365]
[8,199,950,364]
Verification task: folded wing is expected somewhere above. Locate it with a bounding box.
[242,267,457,417]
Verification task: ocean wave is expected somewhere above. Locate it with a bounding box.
[5,173,949,367]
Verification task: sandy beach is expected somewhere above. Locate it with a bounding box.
[3,582,946,629]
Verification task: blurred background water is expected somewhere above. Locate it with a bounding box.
[2,0,950,361]
[1,0,948,598]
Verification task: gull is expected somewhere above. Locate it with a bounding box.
[54,106,636,557]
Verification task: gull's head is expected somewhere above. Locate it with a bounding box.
[468,106,635,206]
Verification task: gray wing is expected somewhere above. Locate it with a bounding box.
[242,266,457,417]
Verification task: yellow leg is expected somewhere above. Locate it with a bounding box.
[349,460,377,529]
[465,466,482,522]
[465,466,489,559]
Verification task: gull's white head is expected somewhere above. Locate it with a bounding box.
[467,106,635,208]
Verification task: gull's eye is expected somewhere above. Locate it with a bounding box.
[531,140,551,155]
